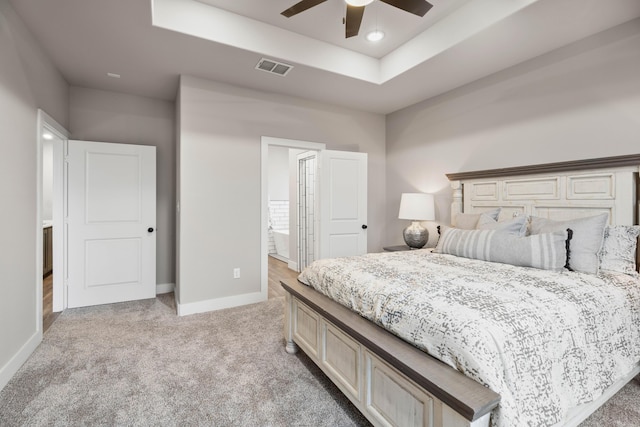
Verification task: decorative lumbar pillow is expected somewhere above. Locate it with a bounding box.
[434,226,569,271]
[529,213,608,275]
[454,207,501,229]
[476,214,528,237]
[599,225,640,276]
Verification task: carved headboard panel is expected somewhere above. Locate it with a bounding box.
[456,170,635,225]
[446,154,640,272]
[447,155,640,227]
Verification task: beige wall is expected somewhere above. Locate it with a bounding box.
[0,0,68,389]
[385,19,640,247]
[177,75,386,306]
[69,87,176,286]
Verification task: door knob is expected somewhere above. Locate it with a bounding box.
[361,225,368,230]
[148,227,154,233]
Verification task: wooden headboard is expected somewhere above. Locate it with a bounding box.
[446,154,640,270]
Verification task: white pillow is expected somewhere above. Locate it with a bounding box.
[454,207,501,230]
[434,226,568,271]
[599,225,640,276]
[476,214,528,236]
[529,213,608,275]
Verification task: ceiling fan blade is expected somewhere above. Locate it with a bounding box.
[345,5,365,38]
[379,0,433,17]
[281,0,328,18]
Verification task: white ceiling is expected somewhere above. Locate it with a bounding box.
[10,0,640,114]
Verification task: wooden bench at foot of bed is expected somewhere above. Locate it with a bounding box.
[282,279,500,427]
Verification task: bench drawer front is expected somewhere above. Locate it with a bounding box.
[365,351,434,427]
[322,321,362,401]
[293,300,319,358]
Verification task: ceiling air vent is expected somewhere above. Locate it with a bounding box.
[255,58,293,77]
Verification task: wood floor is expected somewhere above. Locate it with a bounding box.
[43,274,60,333]
[268,256,299,299]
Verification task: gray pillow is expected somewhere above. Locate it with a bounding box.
[529,213,608,275]
[599,225,640,276]
[454,207,501,229]
[476,214,528,236]
[434,226,568,271]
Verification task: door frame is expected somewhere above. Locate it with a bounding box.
[261,137,325,300]
[36,109,69,328]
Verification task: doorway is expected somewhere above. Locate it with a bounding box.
[37,110,68,332]
[42,131,63,332]
[261,137,369,300]
[265,145,321,299]
[266,147,319,272]
[261,137,326,299]
[37,110,158,328]
[266,146,295,266]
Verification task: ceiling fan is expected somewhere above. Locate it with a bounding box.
[281,0,433,39]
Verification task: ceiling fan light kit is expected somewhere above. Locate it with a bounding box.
[366,30,385,42]
[281,0,433,38]
[345,0,374,6]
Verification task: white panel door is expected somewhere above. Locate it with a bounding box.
[319,150,367,259]
[67,140,156,308]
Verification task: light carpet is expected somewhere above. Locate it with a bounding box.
[0,294,638,426]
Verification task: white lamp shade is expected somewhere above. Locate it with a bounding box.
[398,193,435,221]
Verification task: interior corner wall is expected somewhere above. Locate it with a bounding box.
[0,0,69,390]
[385,19,640,247]
[69,87,176,287]
[177,75,386,307]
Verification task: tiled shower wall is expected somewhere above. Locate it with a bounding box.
[268,200,289,255]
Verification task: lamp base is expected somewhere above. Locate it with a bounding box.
[403,221,429,249]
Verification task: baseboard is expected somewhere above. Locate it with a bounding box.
[156,283,175,295]
[177,291,265,317]
[288,261,298,272]
[0,330,42,392]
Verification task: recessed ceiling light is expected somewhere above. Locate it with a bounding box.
[107,72,121,79]
[366,30,385,42]
[345,0,374,6]
[42,133,53,140]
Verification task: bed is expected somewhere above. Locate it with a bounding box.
[281,154,640,427]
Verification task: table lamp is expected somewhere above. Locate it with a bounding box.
[398,193,435,249]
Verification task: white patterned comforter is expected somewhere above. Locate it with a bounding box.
[297,250,640,427]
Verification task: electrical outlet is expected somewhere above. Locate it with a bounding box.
[233,268,240,279]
